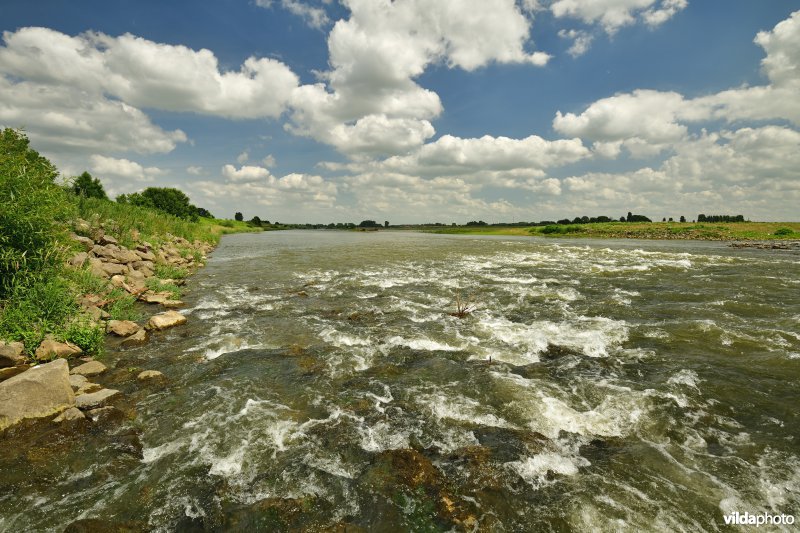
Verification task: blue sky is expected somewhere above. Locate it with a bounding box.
[1,1,798,222]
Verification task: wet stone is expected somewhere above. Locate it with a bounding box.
[70,360,107,377]
[76,388,120,410]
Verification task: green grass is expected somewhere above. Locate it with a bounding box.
[146,278,182,299]
[154,264,188,280]
[105,289,143,322]
[425,221,800,241]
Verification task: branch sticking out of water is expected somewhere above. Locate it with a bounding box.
[449,289,477,319]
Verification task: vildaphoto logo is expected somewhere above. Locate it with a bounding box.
[722,511,795,527]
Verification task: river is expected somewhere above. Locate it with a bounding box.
[2,230,799,531]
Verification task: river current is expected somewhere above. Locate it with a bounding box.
[2,231,799,531]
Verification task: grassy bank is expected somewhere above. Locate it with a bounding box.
[425,221,800,241]
[0,129,257,358]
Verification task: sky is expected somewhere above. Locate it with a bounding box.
[1,0,798,223]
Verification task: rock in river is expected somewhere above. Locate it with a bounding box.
[34,336,82,361]
[0,359,75,430]
[107,320,140,337]
[146,310,187,331]
[75,388,121,410]
[70,360,107,377]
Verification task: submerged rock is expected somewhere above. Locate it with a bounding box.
[0,359,75,430]
[53,407,86,423]
[76,388,121,410]
[137,370,165,383]
[146,310,187,330]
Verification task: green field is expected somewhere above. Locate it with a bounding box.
[424,221,800,240]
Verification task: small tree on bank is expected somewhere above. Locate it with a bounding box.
[235,212,243,222]
[71,171,108,200]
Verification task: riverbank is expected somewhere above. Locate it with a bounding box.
[423,221,800,241]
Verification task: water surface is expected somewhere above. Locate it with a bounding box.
[2,231,799,531]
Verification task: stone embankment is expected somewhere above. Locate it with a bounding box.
[0,223,214,431]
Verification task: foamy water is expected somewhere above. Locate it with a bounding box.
[1,231,798,531]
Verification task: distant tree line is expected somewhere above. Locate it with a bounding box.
[697,214,745,223]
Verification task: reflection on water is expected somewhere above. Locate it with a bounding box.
[2,231,799,531]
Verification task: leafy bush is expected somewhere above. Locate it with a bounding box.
[774,227,794,236]
[117,187,199,221]
[541,225,584,234]
[0,129,75,298]
[64,319,105,356]
[105,289,142,322]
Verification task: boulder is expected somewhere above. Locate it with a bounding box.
[0,341,25,367]
[69,374,89,390]
[0,365,30,382]
[76,383,103,395]
[0,359,75,430]
[84,306,109,322]
[161,300,184,309]
[146,310,187,331]
[135,249,156,262]
[75,388,120,410]
[140,291,171,304]
[107,320,140,337]
[35,337,82,361]
[69,252,89,268]
[101,262,127,277]
[53,407,85,423]
[70,233,95,251]
[110,275,126,288]
[121,329,148,346]
[88,257,107,278]
[111,248,140,264]
[70,360,107,377]
[137,370,165,383]
[99,234,118,246]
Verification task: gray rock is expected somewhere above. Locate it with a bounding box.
[69,252,89,268]
[35,336,82,361]
[70,233,95,251]
[121,329,148,346]
[76,383,103,395]
[136,249,156,262]
[0,365,30,382]
[0,341,25,368]
[140,291,171,304]
[0,359,75,430]
[99,234,118,246]
[75,388,120,410]
[146,310,187,330]
[53,407,85,423]
[101,262,127,277]
[70,360,107,377]
[107,320,140,337]
[69,374,89,390]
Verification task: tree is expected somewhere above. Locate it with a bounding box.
[384,220,389,228]
[235,212,243,222]
[680,216,686,223]
[249,216,262,226]
[196,207,214,219]
[359,219,380,227]
[71,171,108,200]
[117,187,199,220]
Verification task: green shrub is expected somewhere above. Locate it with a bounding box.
[774,227,794,236]
[541,224,584,235]
[105,289,142,321]
[146,278,182,299]
[0,129,75,298]
[0,277,77,351]
[64,319,105,356]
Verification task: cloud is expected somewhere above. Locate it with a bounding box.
[186,166,204,175]
[258,0,331,29]
[558,29,594,57]
[207,164,339,208]
[550,0,687,34]
[89,155,163,181]
[553,12,800,156]
[262,155,277,167]
[287,0,551,157]
[0,27,299,119]
[0,76,186,156]
[236,151,249,164]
